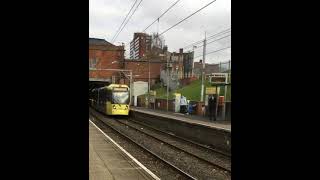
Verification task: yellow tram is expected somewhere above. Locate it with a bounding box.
[91,84,130,115]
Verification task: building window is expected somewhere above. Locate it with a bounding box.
[90,58,98,69]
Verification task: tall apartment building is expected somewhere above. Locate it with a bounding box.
[130,33,152,59]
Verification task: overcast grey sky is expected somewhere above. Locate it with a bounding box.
[89,0,231,64]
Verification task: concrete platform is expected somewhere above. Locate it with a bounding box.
[130,107,231,154]
[89,120,159,180]
[131,107,231,131]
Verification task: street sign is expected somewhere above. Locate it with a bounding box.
[209,73,228,84]
[206,87,220,95]
[206,87,216,94]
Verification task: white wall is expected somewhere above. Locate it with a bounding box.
[132,81,148,106]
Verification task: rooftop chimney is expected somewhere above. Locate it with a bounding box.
[163,45,168,52]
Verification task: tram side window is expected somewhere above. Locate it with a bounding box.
[101,90,104,104]
[100,89,105,104]
[97,90,100,104]
[102,89,107,104]
[94,90,97,102]
[98,90,101,105]
[93,90,95,100]
[106,90,111,102]
[100,90,103,104]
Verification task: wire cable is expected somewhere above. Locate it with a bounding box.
[113,0,143,43]
[142,0,181,32]
[194,46,231,59]
[190,34,231,50]
[159,0,217,36]
[183,28,230,49]
[111,0,138,43]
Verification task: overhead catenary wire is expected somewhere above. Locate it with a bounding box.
[113,0,143,43]
[142,0,182,32]
[192,34,231,49]
[194,46,231,59]
[112,0,143,43]
[183,28,231,49]
[111,0,138,43]
[170,28,230,53]
[159,0,217,36]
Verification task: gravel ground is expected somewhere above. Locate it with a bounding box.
[120,119,231,171]
[90,109,231,180]
[89,110,189,180]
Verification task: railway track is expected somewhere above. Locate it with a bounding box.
[129,118,231,157]
[90,111,197,180]
[118,118,231,173]
[90,107,231,179]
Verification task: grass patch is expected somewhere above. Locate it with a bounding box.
[150,79,231,102]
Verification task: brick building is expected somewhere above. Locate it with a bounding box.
[130,33,152,59]
[193,61,220,79]
[123,59,164,86]
[89,38,125,81]
[167,50,184,80]
[89,35,194,91]
[183,51,194,78]
[164,48,194,80]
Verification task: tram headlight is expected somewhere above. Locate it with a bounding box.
[113,105,116,109]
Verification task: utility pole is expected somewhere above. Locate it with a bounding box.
[200,32,206,102]
[228,59,231,88]
[224,59,231,120]
[148,57,151,108]
[222,73,228,120]
[129,70,132,106]
[167,55,170,111]
[148,58,151,93]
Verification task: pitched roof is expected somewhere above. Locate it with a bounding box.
[89,38,114,46]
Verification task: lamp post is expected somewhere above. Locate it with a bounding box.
[148,57,151,108]
[167,56,169,111]
[129,71,132,105]
[148,58,150,93]
[200,32,206,102]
